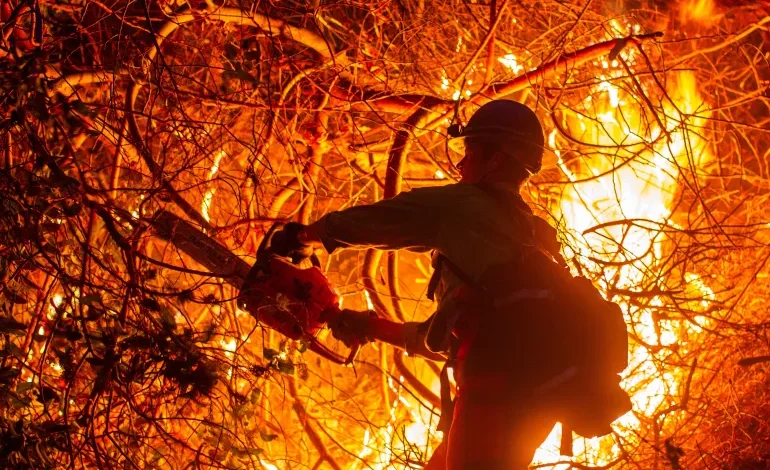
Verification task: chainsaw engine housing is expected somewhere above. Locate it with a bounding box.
[239,255,340,341]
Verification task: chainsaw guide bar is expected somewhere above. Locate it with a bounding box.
[151,210,252,288]
[150,210,359,366]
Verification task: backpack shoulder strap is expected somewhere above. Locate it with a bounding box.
[426,253,484,302]
[440,254,482,289]
[426,255,443,301]
[475,183,567,268]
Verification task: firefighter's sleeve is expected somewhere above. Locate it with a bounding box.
[314,186,445,253]
[402,317,447,361]
[367,315,446,361]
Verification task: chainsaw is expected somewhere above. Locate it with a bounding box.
[151,210,361,366]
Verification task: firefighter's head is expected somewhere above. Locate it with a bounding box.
[448,100,544,185]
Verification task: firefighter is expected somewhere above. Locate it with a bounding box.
[262,100,620,469]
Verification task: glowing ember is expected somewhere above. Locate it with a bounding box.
[363,290,374,311]
[260,460,279,470]
[498,53,524,74]
[220,337,238,379]
[220,338,237,356]
[201,150,227,223]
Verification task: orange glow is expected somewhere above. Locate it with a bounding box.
[357,30,716,468]
[357,367,441,469]
[679,0,721,26]
[7,0,764,468]
[260,460,279,470]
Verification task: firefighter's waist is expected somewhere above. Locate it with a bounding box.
[490,288,551,309]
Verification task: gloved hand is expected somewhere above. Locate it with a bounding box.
[270,222,314,262]
[237,263,263,314]
[328,309,377,348]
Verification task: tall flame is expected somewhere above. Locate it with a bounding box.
[532,54,712,465]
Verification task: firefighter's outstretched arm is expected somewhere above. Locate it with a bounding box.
[298,186,449,253]
[276,186,466,360]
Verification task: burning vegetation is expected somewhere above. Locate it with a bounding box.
[1,0,770,468]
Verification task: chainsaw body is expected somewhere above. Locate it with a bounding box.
[152,211,359,365]
[240,254,341,347]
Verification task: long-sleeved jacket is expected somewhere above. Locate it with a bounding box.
[315,182,561,323]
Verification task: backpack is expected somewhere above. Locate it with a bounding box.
[433,247,631,437]
[427,185,632,438]
[520,250,632,438]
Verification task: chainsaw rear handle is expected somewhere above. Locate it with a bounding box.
[308,337,361,367]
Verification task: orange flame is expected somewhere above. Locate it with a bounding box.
[532,45,712,466]
[356,367,442,469]
[679,0,722,27]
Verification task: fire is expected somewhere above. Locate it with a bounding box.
[679,0,721,26]
[498,53,524,74]
[363,290,375,310]
[532,38,712,466]
[260,460,279,470]
[357,366,442,469]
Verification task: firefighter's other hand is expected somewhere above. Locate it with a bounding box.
[271,222,313,261]
[328,309,376,347]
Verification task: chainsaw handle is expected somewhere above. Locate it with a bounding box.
[307,337,361,367]
[344,339,362,366]
[262,221,316,266]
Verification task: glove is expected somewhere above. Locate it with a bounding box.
[270,222,314,262]
[328,309,377,348]
[237,263,263,314]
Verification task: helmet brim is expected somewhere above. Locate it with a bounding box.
[446,135,467,154]
[446,128,511,154]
